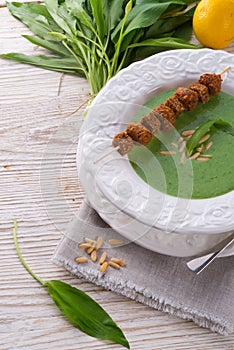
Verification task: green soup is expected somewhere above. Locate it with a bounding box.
[129,90,234,199]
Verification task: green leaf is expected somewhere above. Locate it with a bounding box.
[44,0,75,36]
[145,6,195,39]
[186,119,234,154]
[128,37,199,50]
[173,20,193,41]
[89,0,106,41]
[112,1,186,43]
[0,53,84,75]
[64,0,94,38]
[45,280,130,349]
[6,2,62,40]
[103,0,126,32]
[23,35,70,56]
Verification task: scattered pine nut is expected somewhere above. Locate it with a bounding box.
[199,154,213,158]
[108,239,124,245]
[96,236,104,250]
[180,151,186,164]
[75,257,88,263]
[91,250,97,262]
[87,246,95,254]
[171,143,178,149]
[99,252,107,265]
[197,157,209,162]
[160,151,176,155]
[110,258,125,267]
[181,129,195,137]
[199,134,210,144]
[78,243,92,249]
[205,141,213,151]
[179,141,186,153]
[84,238,96,245]
[177,137,183,143]
[108,261,120,269]
[196,146,203,152]
[186,135,193,140]
[189,152,200,160]
[100,261,109,273]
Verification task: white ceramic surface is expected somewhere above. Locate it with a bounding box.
[77,49,234,257]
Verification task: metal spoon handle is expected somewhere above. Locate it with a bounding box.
[187,233,234,274]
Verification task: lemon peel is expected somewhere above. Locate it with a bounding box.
[193,0,234,49]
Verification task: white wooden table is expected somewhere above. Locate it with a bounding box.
[1,3,234,349]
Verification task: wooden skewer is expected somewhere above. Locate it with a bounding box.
[94,146,120,164]
[93,67,231,165]
[219,66,231,75]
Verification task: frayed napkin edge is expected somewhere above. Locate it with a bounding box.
[52,253,233,336]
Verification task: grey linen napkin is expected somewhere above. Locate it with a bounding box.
[53,199,234,335]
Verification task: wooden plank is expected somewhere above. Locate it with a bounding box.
[0,7,234,350]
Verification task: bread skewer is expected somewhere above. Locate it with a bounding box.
[94,67,231,164]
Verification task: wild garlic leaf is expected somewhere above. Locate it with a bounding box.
[0,53,85,75]
[186,119,233,154]
[89,0,106,42]
[128,37,199,50]
[23,35,70,56]
[173,21,193,42]
[145,6,195,39]
[46,280,130,349]
[6,2,62,40]
[112,1,186,43]
[64,0,94,39]
[3,0,198,94]
[45,0,74,36]
[103,0,126,33]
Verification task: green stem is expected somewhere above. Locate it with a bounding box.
[13,220,46,286]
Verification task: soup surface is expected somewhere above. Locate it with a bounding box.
[129,90,234,199]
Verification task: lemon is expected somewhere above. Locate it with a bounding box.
[193,0,234,49]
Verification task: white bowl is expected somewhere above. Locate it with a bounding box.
[77,49,234,257]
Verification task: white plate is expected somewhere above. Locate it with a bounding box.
[77,49,234,257]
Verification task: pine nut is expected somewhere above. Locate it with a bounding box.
[180,151,186,164]
[196,146,203,152]
[110,258,125,267]
[171,143,178,148]
[189,152,200,160]
[205,141,213,151]
[108,239,124,245]
[179,141,186,153]
[84,238,96,245]
[96,236,104,250]
[75,257,88,263]
[181,129,195,137]
[200,154,213,158]
[197,157,209,162]
[199,134,210,144]
[100,261,108,273]
[108,261,120,269]
[87,246,95,254]
[78,243,92,249]
[160,151,176,155]
[91,250,97,262]
[99,252,107,265]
